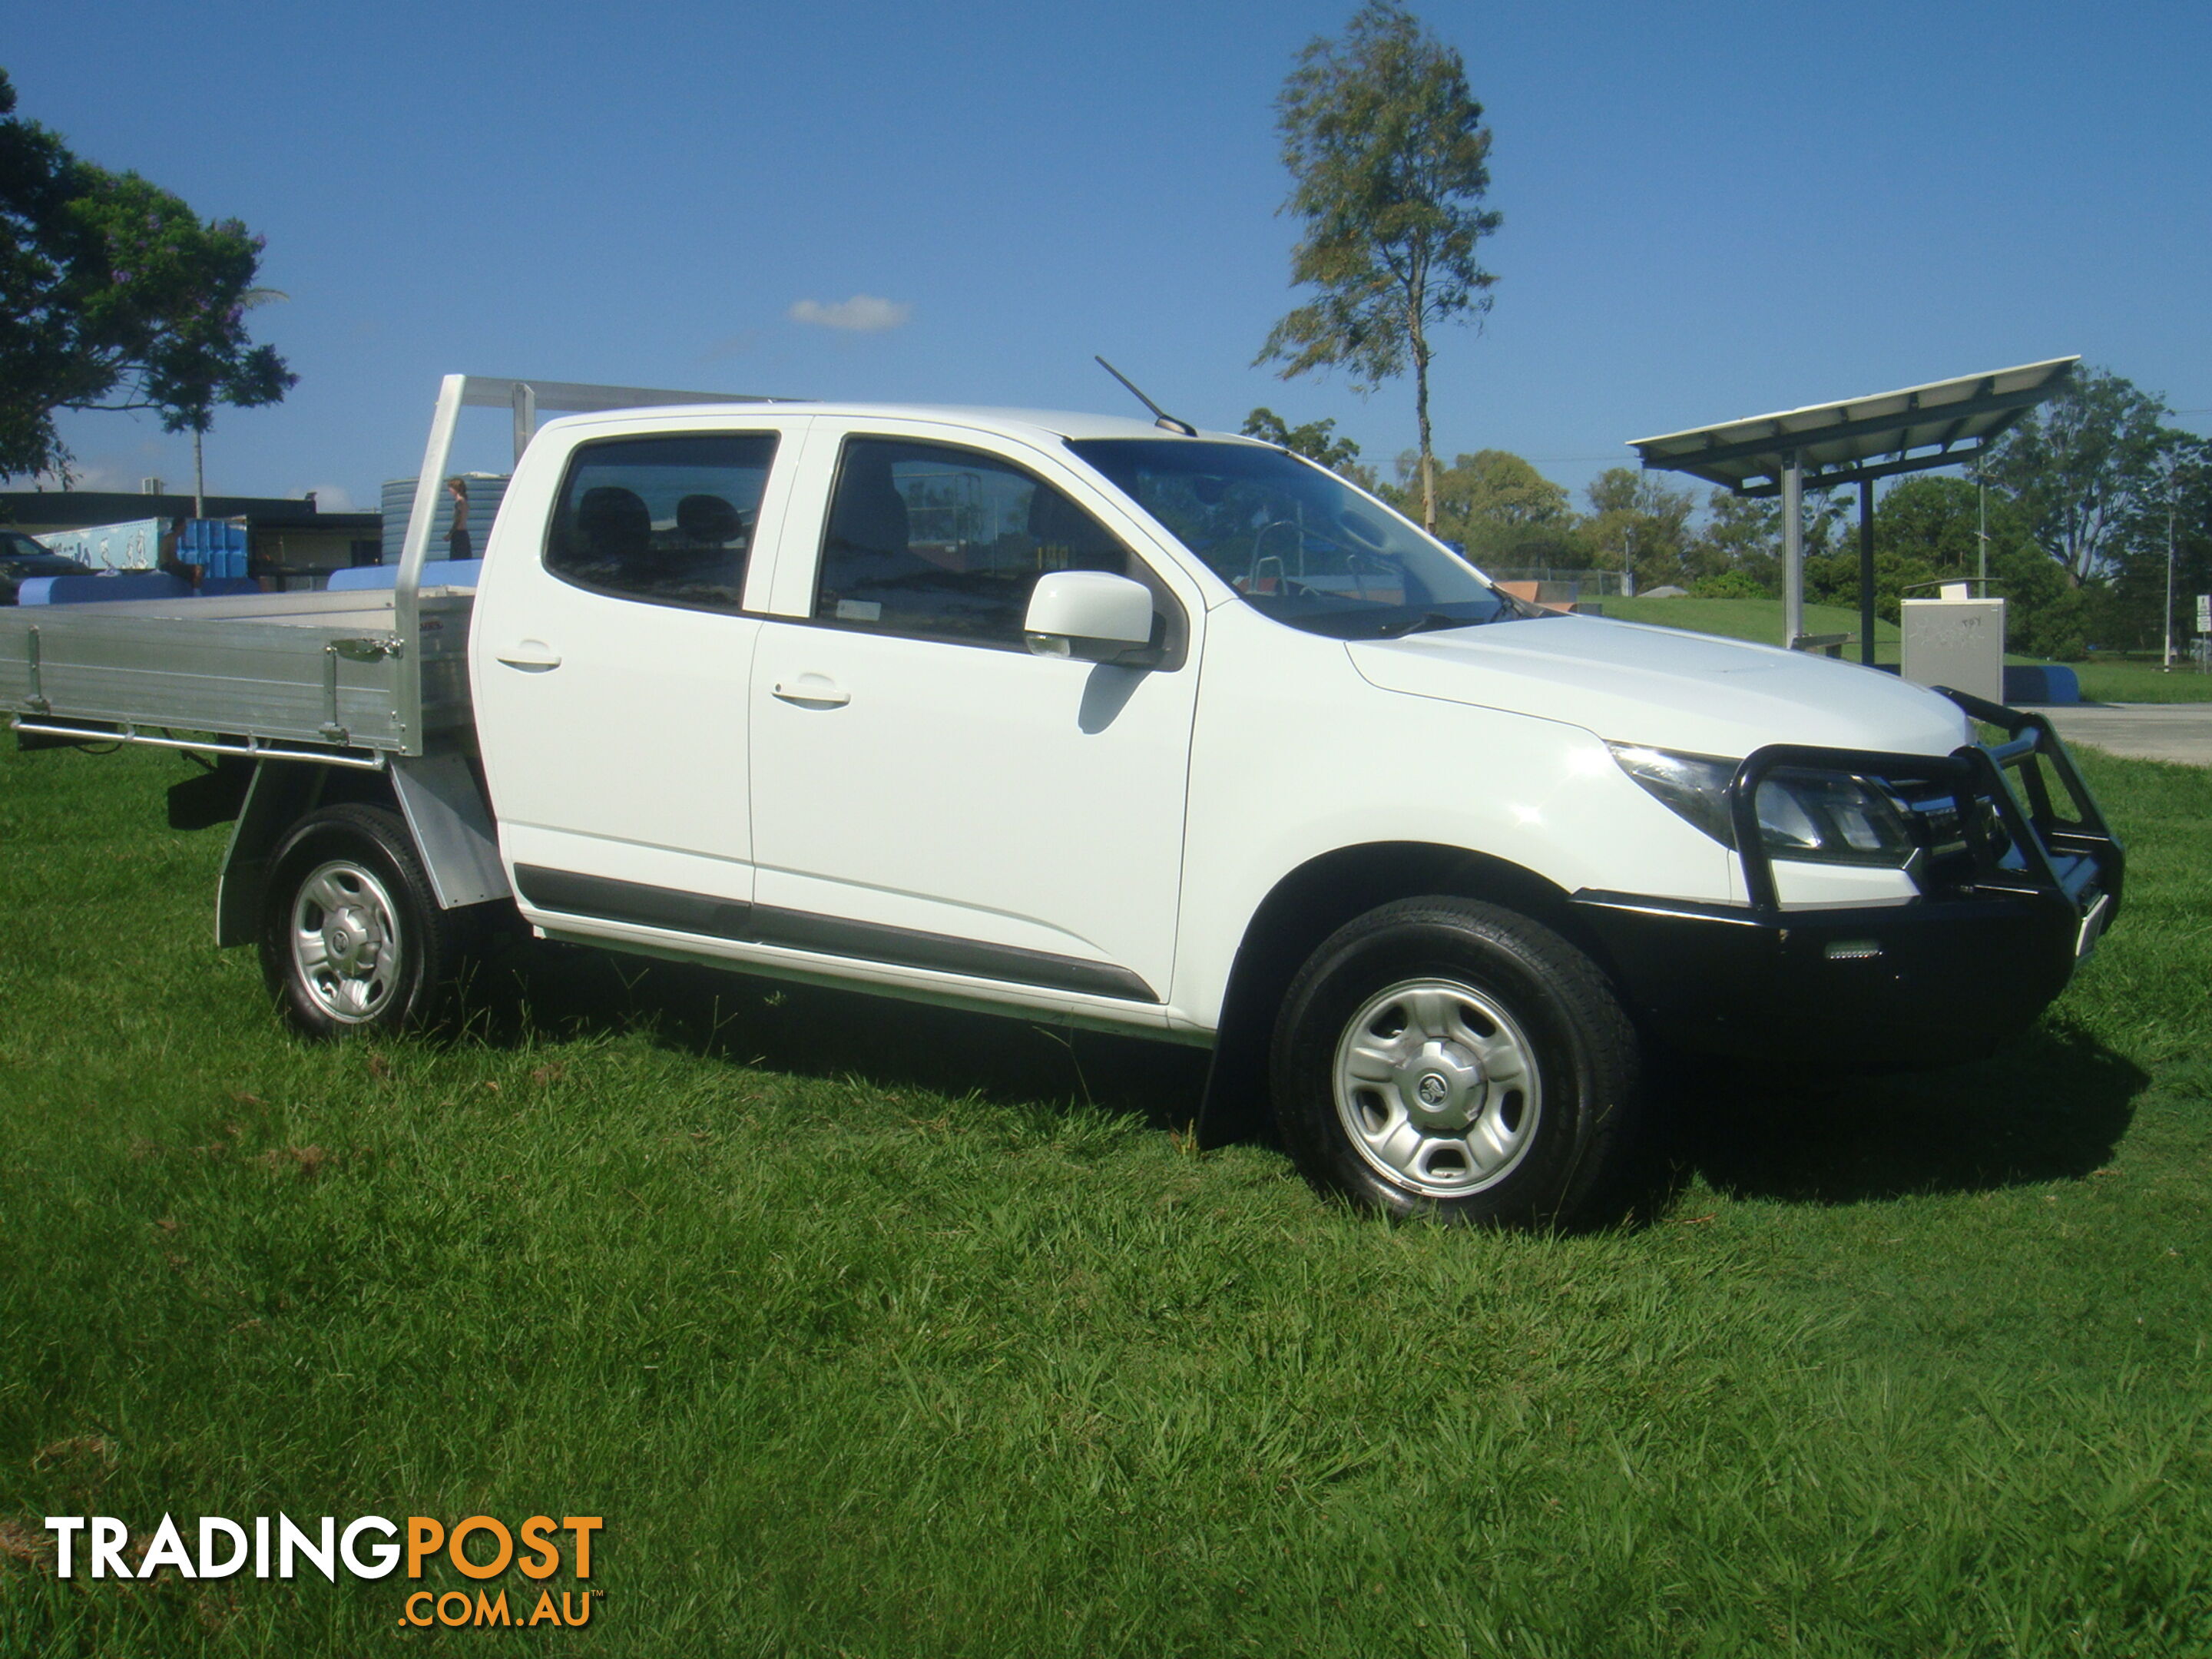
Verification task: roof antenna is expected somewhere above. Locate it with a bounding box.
[1094,356,1197,436]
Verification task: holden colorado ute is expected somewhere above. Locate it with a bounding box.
[0,375,2123,1227]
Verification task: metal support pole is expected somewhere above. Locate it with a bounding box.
[392,375,467,753]
[1859,476,1876,667]
[511,382,537,467]
[1976,456,1988,585]
[1781,452,1803,650]
[2164,455,2177,671]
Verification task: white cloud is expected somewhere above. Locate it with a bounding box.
[786,294,912,333]
[296,484,356,512]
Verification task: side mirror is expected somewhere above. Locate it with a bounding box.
[1023,571,1160,664]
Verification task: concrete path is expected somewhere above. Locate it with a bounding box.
[2036,702,2212,767]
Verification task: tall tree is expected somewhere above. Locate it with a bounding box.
[0,68,293,483]
[1860,474,2073,654]
[1241,406,1374,488]
[2110,431,2212,654]
[1385,448,1572,562]
[1984,365,2167,581]
[1257,2,1499,537]
[1577,468,1697,588]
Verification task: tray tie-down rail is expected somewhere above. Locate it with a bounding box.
[11,714,389,771]
[1727,686,2123,941]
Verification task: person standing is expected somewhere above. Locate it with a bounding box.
[445,475,473,561]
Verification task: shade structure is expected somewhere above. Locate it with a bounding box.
[1627,358,2078,662]
[1628,357,2078,498]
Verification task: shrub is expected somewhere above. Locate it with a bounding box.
[1688,569,1770,600]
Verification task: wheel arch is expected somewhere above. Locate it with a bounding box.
[1195,841,1611,1148]
[216,761,399,947]
[215,753,510,948]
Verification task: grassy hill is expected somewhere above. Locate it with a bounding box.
[1604,596,1897,651]
[1603,594,2212,703]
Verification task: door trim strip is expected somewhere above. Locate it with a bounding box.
[513,864,1161,1003]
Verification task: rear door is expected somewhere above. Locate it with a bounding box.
[746,420,1204,1004]
[472,416,810,916]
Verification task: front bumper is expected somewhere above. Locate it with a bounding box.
[1571,689,2123,1068]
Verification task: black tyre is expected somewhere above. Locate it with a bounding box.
[260,804,470,1039]
[1270,897,1642,1228]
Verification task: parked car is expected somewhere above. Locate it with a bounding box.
[0,531,93,603]
[0,376,2124,1229]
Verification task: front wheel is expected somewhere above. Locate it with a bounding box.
[260,804,469,1038]
[1270,898,1644,1228]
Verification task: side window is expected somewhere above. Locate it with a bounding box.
[545,432,778,611]
[814,437,1163,651]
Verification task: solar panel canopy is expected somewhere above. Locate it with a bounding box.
[1628,357,2078,495]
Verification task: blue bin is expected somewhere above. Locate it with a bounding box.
[2002,665,2081,706]
[180,519,250,580]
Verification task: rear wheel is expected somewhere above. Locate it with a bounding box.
[260,804,469,1038]
[1270,897,1643,1227]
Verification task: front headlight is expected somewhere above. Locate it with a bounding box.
[1608,743,1916,869]
[1607,744,1737,846]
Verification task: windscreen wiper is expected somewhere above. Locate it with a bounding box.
[1378,611,1470,638]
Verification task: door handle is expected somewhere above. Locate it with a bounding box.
[771,675,851,708]
[495,641,562,671]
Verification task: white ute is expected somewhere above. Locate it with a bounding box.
[1,376,2124,1227]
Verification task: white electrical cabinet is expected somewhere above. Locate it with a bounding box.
[1901,595,2006,705]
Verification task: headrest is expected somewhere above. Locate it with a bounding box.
[830,459,909,555]
[576,486,651,557]
[676,493,742,545]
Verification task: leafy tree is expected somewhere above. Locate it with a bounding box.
[1984,366,2167,581]
[1240,406,1376,488]
[1802,541,1939,632]
[1787,475,2095,654]
[1257,2,1499,536]
[1685,490,1780,595]
[1676,481,1864,598]
[2108,432,2212,654]
[1387,448,1573,564]
[0,68,293,482]
[1575,468,1697,589]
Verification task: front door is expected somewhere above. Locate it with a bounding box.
[747,425,1202,1004]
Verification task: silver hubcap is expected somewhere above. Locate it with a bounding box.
[1332,978,1542,1197]
[290,859,401,1022]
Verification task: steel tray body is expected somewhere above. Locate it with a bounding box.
[0,588,474,753]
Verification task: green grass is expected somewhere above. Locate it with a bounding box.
[1605,595,1901,654]
[2069,661,2212,704]
[1608,595,2212,703]
[2,742,2209,1656]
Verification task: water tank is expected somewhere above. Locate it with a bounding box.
[379,474,511,565]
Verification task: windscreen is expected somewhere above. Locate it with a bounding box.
[1065,438,1533,639]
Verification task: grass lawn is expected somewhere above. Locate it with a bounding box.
[2,740,2208,1656]
[2069,661,2212,705]
[1605,596,1901,654]
[1606,596,2212,704]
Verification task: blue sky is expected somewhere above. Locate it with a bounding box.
[14,0,2212,513]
